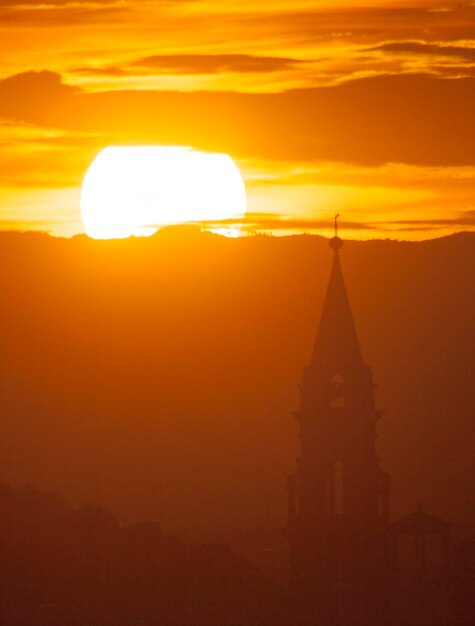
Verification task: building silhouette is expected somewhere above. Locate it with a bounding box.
[287,229,391,622]
[391,503,451,580]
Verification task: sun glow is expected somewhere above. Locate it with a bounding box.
[80,147,247,239]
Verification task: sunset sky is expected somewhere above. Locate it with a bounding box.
[1,0,474,239]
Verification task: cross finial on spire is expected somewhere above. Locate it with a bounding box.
[329,214,343,254]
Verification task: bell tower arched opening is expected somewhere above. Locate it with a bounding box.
[330,374,345,408]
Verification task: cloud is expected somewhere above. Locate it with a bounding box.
[0,71,78,122]
[236,4,475,44]
[245,161,475,194]
[1,2,473,39]
[0,121,99,188]
[1,70,474,167]
[382,210,475,229]
[2,3,474,91]
[208,210,475,235]
[0,0,133,26]
[429,65,475,79]
[72,54,306,77]
[157,213,374,233]
[0,0,120,5]
[0,70,77,96]
[368,41,475,62]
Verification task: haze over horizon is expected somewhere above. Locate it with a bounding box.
[1,229,473,535]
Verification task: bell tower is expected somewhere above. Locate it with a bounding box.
[288,219,390,618]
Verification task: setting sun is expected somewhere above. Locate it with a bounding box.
[80,147,247,239]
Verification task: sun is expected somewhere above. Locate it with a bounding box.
[80,146,247,239]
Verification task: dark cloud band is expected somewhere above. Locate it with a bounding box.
[368,41,475,62]
[1,70,474,167]
[72,54,306,77]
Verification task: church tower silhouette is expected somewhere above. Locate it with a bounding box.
[287,221,390,620]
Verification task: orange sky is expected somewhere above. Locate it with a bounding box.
[1,0,474,239]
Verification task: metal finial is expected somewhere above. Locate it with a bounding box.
[329,214,343,254]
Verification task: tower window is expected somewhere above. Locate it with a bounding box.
[330,374,345,408]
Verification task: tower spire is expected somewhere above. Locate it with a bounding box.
[288,215,390,618]
[310,219,363,373]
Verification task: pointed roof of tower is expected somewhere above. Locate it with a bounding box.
[309,226,365,376]
[392,505,451,534]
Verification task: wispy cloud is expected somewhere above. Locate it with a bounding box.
[368,41,475,62]
[201,214,373,233]
[0,1,122,5]
[380,210,475,230]
[0,0,133,27]
[233,4,475,44]
[72,54,306,77]
[170,210,475,235]
[0,118,101,188]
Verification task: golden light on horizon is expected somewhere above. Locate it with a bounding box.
[80,147,247,239]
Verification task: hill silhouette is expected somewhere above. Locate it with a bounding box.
[0,229,473,538]
[0,482,284,625]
